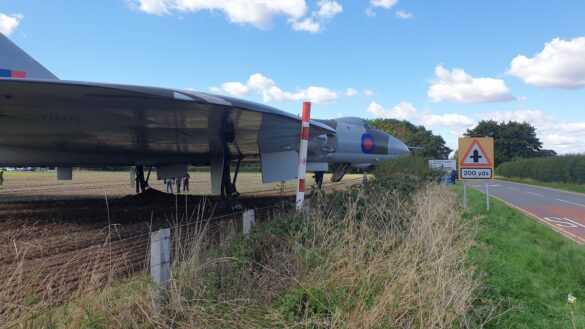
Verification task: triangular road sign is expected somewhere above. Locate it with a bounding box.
[460,140,492,167]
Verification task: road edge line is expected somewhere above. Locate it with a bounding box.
[468,185,585,246]
[495,179,585,197]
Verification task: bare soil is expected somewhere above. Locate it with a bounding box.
[0,171,360,309]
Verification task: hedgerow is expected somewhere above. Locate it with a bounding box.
[496,155,585,183]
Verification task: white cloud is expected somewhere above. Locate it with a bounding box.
[480,109,585,154]
[428,66,515,104]
[395,10,413,20]
[290,0,342,33]
[423,113,475,127]
[366,0,398,16]
[370,0,399,9]
[509,37,585,89]
[316,0,342,19]
[133,0,170,15]
[367,101,417,121]
[291,17,321,33]
[0,12,23,36]
[129,0,341,33]
[304,86,338,103]
[216,73,338,104]
[366,101,474,130]
[345,88,358,97]
[363,89,374,97]
[221,81,249,96]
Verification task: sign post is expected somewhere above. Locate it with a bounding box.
[458,137,494,210]
[296,102,311,213]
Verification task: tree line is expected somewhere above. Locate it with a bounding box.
[368,119,452,159]
[464,120,556,166]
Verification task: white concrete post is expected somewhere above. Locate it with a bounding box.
[242,209,255,235]
[296,102,311,212]
[150,228,171,287]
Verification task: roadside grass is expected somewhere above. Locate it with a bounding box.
[495,176,585,195]
[6,181,480,328]
[464,185,585,328]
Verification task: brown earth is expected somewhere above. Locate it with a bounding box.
[0,173,360,311]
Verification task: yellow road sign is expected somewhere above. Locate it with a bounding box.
[458,137,494,180]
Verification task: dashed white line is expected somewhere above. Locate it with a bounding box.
[556,199,585,208]
[525,191,544,197]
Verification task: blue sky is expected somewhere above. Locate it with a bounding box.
[1,0,585,154]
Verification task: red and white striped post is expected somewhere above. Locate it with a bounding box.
[296,102,311,212]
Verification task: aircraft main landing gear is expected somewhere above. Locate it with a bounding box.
[314,171,324,189]
[135,165,152,194]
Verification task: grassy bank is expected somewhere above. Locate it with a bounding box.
[5,180,480,328]
[495,176,585,195]
[465,186,585,328]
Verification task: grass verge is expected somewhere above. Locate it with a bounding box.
[495,176,585,195]
[5,182,481,328]
[465,185,585,328]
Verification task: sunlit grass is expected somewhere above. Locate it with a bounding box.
[464,185,585,328]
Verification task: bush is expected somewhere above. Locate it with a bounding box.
[497,155,585,183]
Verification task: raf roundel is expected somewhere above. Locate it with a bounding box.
[361,133,376,154]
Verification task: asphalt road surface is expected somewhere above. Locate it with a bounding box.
[467,180,585,244]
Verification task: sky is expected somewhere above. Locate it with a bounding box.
[1,0,584,155]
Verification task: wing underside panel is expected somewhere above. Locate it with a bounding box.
[0,79,335,166]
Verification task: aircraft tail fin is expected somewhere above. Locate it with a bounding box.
[0,33,58,80]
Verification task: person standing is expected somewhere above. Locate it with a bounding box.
[450,169,457,184]
[0,168,4,185]
[165,178,173,193]
[176,177,182,194]
[183,173,190,192]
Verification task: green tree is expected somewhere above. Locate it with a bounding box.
[369,118,452,159]
[464,120,543,166]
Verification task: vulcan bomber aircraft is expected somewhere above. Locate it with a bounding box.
[0,33,410,198]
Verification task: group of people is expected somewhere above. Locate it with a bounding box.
[164,173,190,193]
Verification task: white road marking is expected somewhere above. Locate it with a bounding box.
[556,199,585,208]
[544,217,585,228]
[506,186,519,191]
[525,191,544,197]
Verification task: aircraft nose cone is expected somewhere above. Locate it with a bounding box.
[388,136,410,157]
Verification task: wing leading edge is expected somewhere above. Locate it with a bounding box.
[0,79,334,167]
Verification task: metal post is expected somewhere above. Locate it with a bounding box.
[296,102,311,213]
[486,182,490,211]
[242,209,255,235]
[463,181,468,209]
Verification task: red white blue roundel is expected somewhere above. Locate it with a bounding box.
[361,133,376,154]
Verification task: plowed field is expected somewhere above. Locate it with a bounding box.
[0,171,360,310]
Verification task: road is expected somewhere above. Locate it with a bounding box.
[467,179,585,244]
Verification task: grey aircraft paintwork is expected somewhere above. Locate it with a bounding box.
[0,33,410,194]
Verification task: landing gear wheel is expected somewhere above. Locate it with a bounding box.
[232,201,245,212]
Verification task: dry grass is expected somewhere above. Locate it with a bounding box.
[2,183,481,328]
